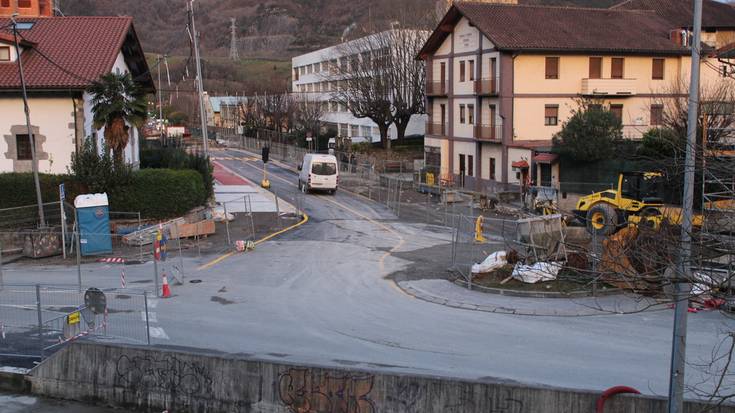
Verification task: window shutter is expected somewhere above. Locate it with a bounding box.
[610,104,623,121]
[544,106,558,118]
[545,57,559,79]
[652,59,665,80]
[589,57,602,79]
[650,105,663,125]
[611,58,624,79]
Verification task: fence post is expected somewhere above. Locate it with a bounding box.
[137,212,143,262]
[60,202,66,260]
[143,291,151,345]
[0,239,3,290]
[153,247,160,298]
[35,284,43,360]
[75,231,82,292]
[177,234,185,283]
[274,190,282,228]
[397,181,403,218]
[224,203,232,246]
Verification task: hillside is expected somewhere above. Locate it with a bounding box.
[60,0,620,96]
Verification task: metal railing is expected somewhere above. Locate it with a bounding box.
[474,123,502,141]
[474,77,499,95]
[426,80,448,96]
[427,122,447,136]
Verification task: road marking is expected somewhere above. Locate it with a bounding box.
[197,212,309,271]
[226,149,410,297]
[147,299,158,308]
[148,326,169,340]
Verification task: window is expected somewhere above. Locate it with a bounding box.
[650,104,663,126]
[610,104,623,122]
[589,57,602,79]
[489,158,496,180]
[544,105,558,126]
[652,58,665,80]
[311,162,337,176]
[611,58,624,79]
[459,154,466,173]
[545,57,559,79]
[0,46,9,61]
[18,0,31,7]
[459,61,466,82]
[16,134,33,160]
[459,104,466,123]
[0,0,9,7]
[468,60,475,81]
[350,124,359,137]
[468,104,474,125]
[467,155,474,177]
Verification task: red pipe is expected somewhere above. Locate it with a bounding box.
[596,386,641,413]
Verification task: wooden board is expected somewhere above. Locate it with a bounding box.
[169,220,216,239]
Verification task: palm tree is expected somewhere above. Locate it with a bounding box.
[88,72,147,164]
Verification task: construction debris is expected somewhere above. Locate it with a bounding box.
[511,261,563,284]
[471,251,507,274]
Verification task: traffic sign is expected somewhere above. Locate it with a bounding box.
[59,183,65,201]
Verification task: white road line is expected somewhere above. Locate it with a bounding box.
[148,326,169,340]
[147,299,158,308]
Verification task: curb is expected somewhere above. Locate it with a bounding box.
[397,281,668,317]
[450,278,623,299]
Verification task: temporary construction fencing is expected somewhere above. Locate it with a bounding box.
[0,283,150,362]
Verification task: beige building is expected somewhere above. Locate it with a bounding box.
[419,0,735,189]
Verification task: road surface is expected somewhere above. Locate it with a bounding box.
[2,147,734,398]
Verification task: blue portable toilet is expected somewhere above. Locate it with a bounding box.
[74,193,113,256]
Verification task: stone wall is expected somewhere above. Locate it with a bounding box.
[28,342,735,413]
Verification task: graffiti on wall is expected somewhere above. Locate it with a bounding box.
[278,368,375,413]
[115,354,214,396]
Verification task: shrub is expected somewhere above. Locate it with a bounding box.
[108,169,206,219]
[0,173,83,209]
[69,139,132,193]
[636,128,685,159]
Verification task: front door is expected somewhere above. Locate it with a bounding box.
[540,164,552,187]
[440,104,446,135]
[440,62,446,92]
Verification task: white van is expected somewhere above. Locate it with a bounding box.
[298,154,339,194]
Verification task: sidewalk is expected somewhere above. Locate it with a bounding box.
[398,279,669,317]
[213,161,296,214]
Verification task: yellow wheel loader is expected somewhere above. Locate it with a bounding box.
[573,172,665,235]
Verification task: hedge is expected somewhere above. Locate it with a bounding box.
[0,169,206,219]
[108,169,206,219]
[0,173,84,209]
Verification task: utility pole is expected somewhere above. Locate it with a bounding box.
[11,15,45,228]
[229,17,239,61]
[667,1,702,412]
[188,0,209,156]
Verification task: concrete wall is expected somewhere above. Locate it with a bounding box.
[29,342,735,413]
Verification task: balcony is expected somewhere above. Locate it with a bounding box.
[581,78,636,96]
[474,77,499,96]
[474,124,502,142]
[427,122,447,136]
[426,80,448,97]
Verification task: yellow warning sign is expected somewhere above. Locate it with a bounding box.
[67,311,80,325]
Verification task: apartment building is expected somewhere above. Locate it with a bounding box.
[291,31,426,143]
[419,0,735,188]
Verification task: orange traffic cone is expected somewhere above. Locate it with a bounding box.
[161,273,171,298]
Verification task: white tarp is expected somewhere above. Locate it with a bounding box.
[471,251,507,274]
[511,262,562,284]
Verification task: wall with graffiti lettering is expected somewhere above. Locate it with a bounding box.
[26,342,735,413]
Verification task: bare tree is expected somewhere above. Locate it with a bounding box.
[293,93,325,138]
[385,29,429,142]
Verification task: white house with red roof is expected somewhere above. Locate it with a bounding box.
[0,7,154,174]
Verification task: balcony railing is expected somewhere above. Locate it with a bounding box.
[427,122,447,136]
[474,77,499,95]
[426,80,448,96]
[581,78,636,96]
[474,123,502,141]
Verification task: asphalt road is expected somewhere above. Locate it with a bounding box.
[2,147,734,399]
